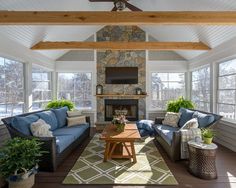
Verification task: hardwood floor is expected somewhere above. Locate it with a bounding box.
[33,129,236,188]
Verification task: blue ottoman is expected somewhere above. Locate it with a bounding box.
[136,120,155,137]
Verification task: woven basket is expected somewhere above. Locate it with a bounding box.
[188,145,217,179]
[8,174,35,188]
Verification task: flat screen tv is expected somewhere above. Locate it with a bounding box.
[105,67,138,84]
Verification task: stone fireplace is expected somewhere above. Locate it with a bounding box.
[96,26,146,122]
[105,99,139,121]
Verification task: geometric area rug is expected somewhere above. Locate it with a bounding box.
[63,134,178,185]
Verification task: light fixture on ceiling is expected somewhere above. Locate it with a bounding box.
[114,0,126,11]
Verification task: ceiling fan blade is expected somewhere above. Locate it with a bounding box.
[89,0,114,2]
[111,6,118,11]
[124,1,142,11]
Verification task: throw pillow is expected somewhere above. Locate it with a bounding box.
[67,110,82,117]
[30,119,53,137]
[178,108,195,127]
[180,118,199,130]
[11,115,39,136]
[162,112,181,127]
[192,111,215,128]
[35,111,58,131]
[67,116,87,127]
[52,106,69,128]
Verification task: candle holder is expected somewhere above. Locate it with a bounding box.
[96,84,103,95]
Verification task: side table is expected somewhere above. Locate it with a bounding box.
[188,140,218,180]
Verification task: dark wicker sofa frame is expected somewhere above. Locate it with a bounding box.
[2,109,91,172]
[154,109,223,162]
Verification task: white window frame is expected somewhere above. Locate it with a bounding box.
[217,59,236,121]
[32,65,52,111]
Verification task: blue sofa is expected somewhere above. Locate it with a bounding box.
[153,108,222,161]
[2,107,90,171]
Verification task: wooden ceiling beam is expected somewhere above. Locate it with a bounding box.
[31,41,210,51]
[1,11,236,25]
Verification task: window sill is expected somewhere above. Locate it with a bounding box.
[147,109,167,113]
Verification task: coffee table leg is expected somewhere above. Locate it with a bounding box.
[130,142,137,163]
[123,142,131,157]
[109,142,117,159]
[104,142,110,162]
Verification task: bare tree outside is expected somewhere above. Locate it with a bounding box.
[58,73,92,110]
[0,57,24,119]
[191,66,210,112]
[151,73,185,110]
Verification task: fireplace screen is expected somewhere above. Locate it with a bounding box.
[105,99,138,121]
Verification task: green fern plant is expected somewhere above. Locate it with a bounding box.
[167,96,195,113]
[46,100,75,111]
[0,137,44,178]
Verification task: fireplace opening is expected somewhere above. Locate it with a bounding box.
[105,99,138,121]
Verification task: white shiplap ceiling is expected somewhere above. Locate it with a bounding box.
[1,0,236,60]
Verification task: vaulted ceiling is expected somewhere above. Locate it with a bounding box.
[1,0,236,61]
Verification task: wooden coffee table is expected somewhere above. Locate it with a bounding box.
[100,123,141,163]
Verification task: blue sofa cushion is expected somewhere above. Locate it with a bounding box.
[193,111,215,128]
[55,135,75,153]
[136,120,154,131]
[51,107,68,128]
[178,108,195,127]
[154,124,179,145]
[53,123,89,153]
[53,123,89,140]
[11,115,39,136]
[35,111,58,131]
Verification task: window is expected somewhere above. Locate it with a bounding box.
[0,57,24,120]
[191,66,210,112]
[58,73,92,110]
[217,59,236,120]
[32,66,52,111]
[151,73,185,110]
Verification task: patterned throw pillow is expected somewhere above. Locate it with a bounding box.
[180,118,199,130]
[67,116,87,127]
[162,112,181,127]
[30,119,53,137]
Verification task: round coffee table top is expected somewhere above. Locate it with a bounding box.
[188,140,217,150]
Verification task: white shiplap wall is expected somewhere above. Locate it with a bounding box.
[0,33,55,69]
[189,36,236,152]
[214,121,236,152]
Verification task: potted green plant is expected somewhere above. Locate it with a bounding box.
[201,128,216,144]
[46,99,75,111]
[167,96,195,113]
[0,137,45,188]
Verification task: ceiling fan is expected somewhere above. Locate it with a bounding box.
[89,0,142,11]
